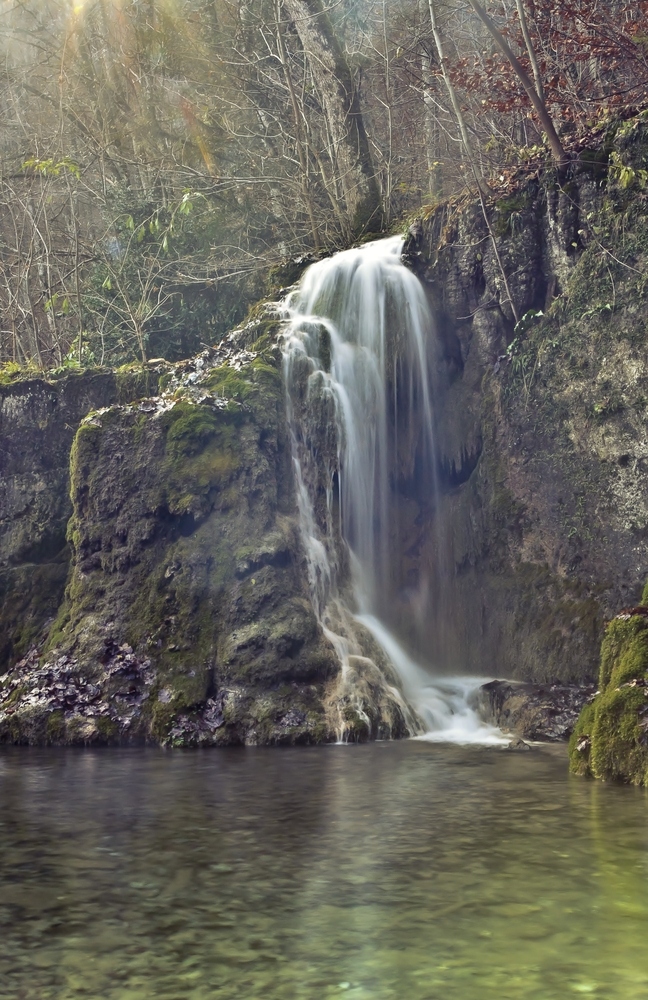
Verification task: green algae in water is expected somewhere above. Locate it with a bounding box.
[0,743,647,1000]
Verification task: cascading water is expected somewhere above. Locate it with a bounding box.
[282,236,504,744]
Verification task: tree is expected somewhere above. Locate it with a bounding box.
[427,0,493,193]
[466,0,567,165]
[282,0,381,234]
[450,1,648,156]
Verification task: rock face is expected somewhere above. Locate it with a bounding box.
[399,116,648,685]
[0,321,339,745]
[478,679,595,742]
[0,367,163,669]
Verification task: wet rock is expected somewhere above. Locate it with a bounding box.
[506,737,531,751]
[1,312,339,746]
[570,605,648,785]
[0,367,166,670]
[401,118,648,687]
[168,696,227,746]
[0,638,156,744]
[478,680,595,741]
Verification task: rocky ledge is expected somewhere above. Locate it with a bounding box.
[0,310,347,747]
[478,679,596,742]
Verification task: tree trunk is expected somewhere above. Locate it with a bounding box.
[427,0,492,196]
[281,0,381,234]
[467,0,567,166]
[515,0,544,103]
[274,1,321,251]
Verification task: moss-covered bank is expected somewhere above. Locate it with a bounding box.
[570,586,648,785]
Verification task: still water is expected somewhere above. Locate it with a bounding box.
[1,742,647,1000]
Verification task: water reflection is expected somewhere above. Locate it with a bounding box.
[0,743,647,999]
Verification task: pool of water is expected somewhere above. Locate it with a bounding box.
[1,742,647,1000]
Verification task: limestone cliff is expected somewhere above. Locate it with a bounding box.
[398,114,648,685]
[0,366,162,670]
[0,320,338,745]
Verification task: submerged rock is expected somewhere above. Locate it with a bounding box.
[506,737,531,751]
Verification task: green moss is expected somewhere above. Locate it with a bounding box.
[570,612,648,784]
[150,700,179,744]
[590,685,648,784]
[163,403,220,459]
[250,356,282,392]
[493,192,530,237]
[249,329,278,353]
[69,420,102,499]
[598,617,648,688]
[155,399,244,518]
[95,716,119,742]
[166,440,239,517]
[569,700,596,777]
[202,366,254,401]
[164,663,211,708]
[0,361,26,384]
[115,362,156,404]
[46,711,66,743]
[202,359,280,405]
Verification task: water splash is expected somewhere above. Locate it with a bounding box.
[282,236,504,744]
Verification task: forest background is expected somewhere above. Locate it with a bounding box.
[1,0,647,369]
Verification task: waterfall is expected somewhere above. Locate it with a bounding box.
[282,236,503,744]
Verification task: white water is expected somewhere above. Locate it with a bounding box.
[282,236,504,745]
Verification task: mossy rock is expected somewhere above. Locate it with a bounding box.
[569,611,648,785]
[162,402,222,459]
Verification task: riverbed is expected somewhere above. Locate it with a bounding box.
[1,742,647,1000]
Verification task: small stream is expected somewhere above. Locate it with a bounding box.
[1,744,647,1000]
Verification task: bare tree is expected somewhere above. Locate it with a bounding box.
[282,0,381,234]
[465,0,566,165]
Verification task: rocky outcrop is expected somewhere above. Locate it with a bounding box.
[0,365,164,669]
[0,321,340,745]
[570,594,648,785]
[399,114,648,685]
[478,679,595,742]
